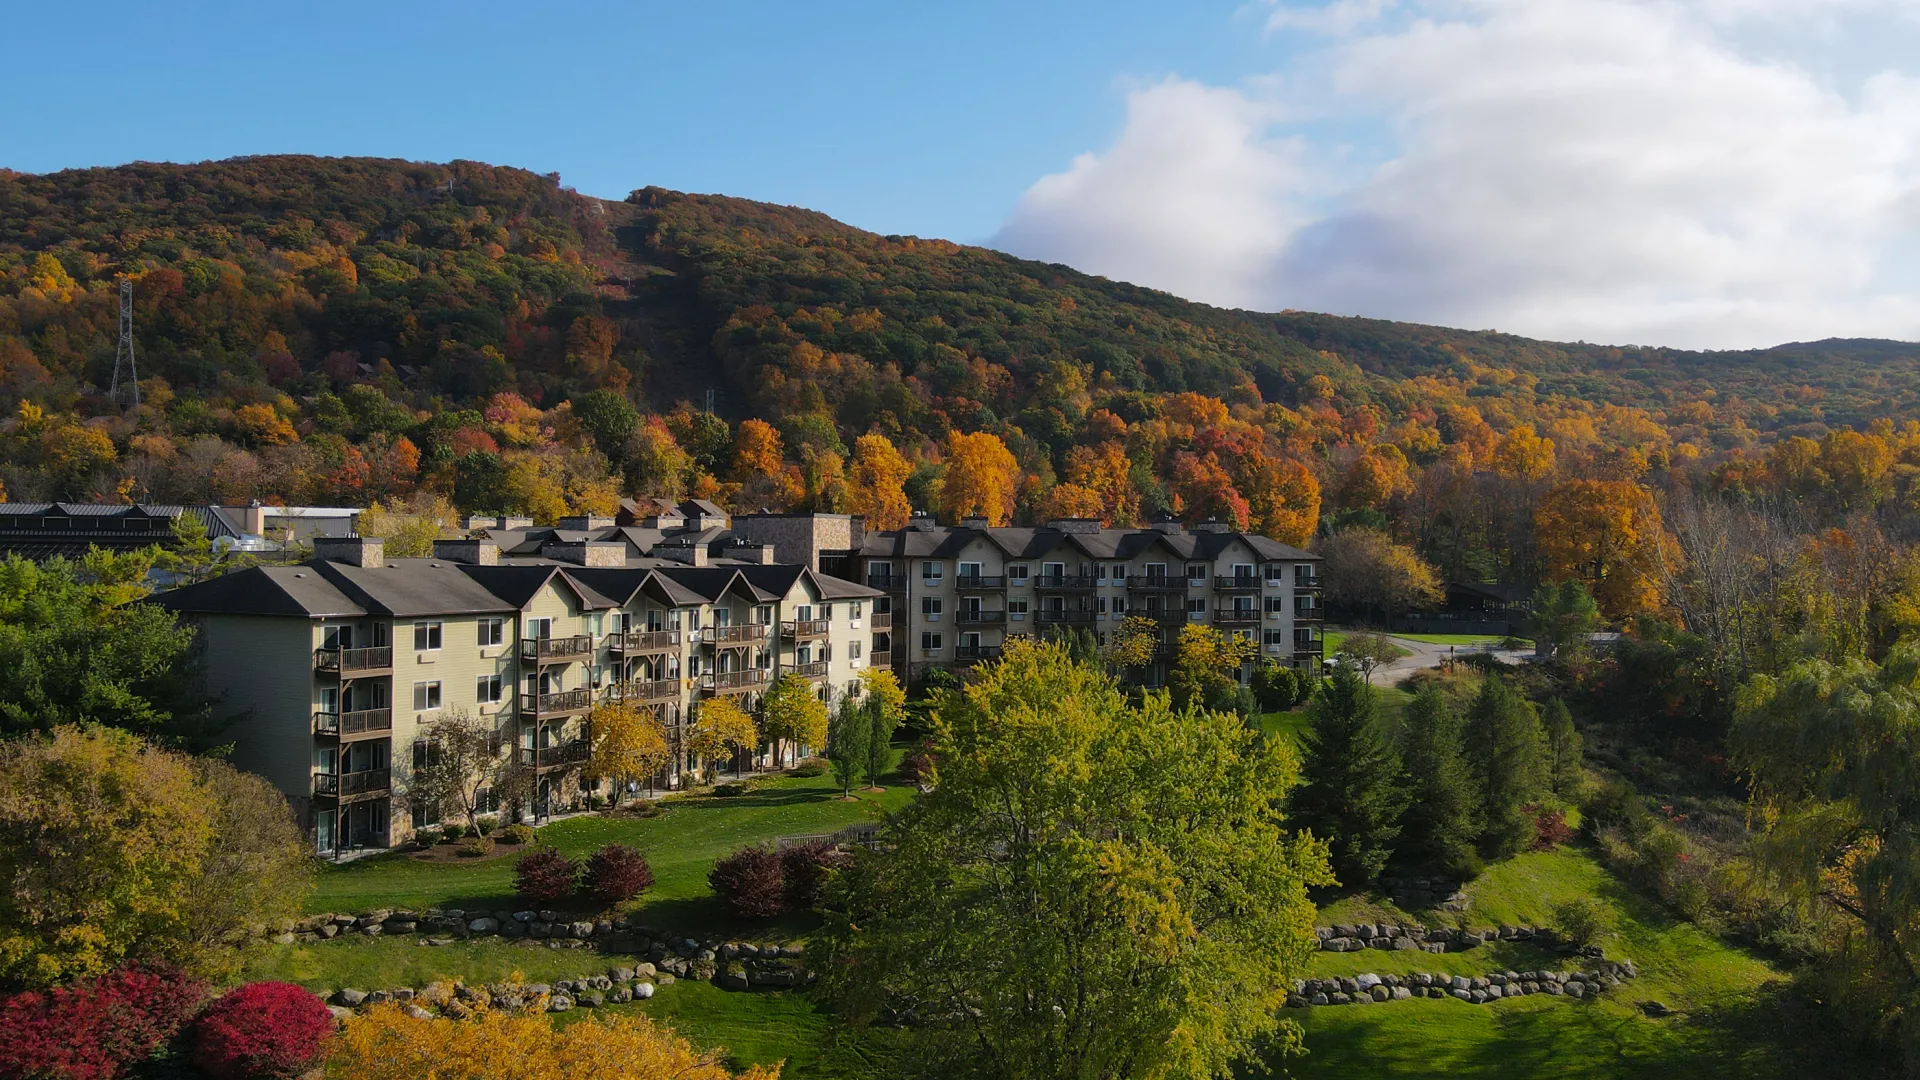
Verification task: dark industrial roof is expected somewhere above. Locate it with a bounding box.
[855,523,1318,563]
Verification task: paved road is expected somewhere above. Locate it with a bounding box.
[1350,635,1532,684]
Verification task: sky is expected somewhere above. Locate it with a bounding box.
[6,0,1920,350]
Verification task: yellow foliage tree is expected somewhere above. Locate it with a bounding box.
[1238,453,1320,547]
[848,433,912,529]
[1338,447,1411,510]
[232,403,300,447]
[857,665,906,720]
[687,697,759,778]
[1490,424,1556,481]
[1063,441,1139,526]
[938,431,1019,525]
[1038,482,1104,521]
[588,702,671,804]
[1535,479,1674,620]
[329,1003,779,1080]
[356,494,459,557]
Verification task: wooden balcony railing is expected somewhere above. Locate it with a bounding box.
[782,618,830,639]
[314,768,390,799]
[955,610,1006,625]
[1127,577,1187,593]
[521,635,592,663]
[1034,574,1097,590]
[955,575,1006,590]
[1034,609,1096,625]
[1216,611,1261,626]
[520,739,592,772]
[700,624,769,646]
[314,708,393,738]
[519,688,591,718]
[868,612,892,631]
[1294,603,1323,622]
[955,644,1003,662]
[609,678,680,704]
[702,668,770,694]
[868,649,892,667]
[866,573,907,592]
[1214,575,1263,592]
[314,646,392,674]
[609,629,680,655]
[1295,569,1323,590]
[790,660,829,680]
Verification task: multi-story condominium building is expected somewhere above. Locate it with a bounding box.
[156,531,881,856]
[842,512,1323,685]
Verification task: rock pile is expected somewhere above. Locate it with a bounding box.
[1284,960,1638,1007]
[277,909,632,946]
[1377,876,1469,912]
[1313,923,1556,953]
[327,967,664,1019]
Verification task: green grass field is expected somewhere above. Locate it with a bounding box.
[309,768,913,933]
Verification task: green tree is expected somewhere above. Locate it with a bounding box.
[827,697,869,796]
[0,551,215,745]
[761,672,828,769]
[573,389,640,462]
[1529,579,1601,663]
[1169,623,1256,711]
[818,640,1332,1080]
[1103,614,1158,671]
[1333,630,1409,684]
[0,726,310,989]
[1463,676,1548,857]
[158,511,253,584]
[1396,687,1482,876]
[862,693,900,790]
[1541,697,1583,797]
[1290,664,1405,887]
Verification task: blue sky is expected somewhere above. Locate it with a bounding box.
[7,1,1920,349]
[0,0,1277,243]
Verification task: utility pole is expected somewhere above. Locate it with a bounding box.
[109,278,140,408]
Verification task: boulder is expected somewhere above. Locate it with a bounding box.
[1565,982,1586,998]
[327,1005,354,1023]
[1354,973,1381,990]
[1369,985,1391,1002]
[335,988,368,1007]
[404,1005,432,1020]
[635,982,656,999]
[1392,987,1412,1000]
[571,921,596,940]
[548,994,574,1013]
[579,990,604,1007]
[1311,993,1329,1006]
[468,917,498,934]
[611,967,635,983]
[271,932,297,946]
[1451,989,1471,1001]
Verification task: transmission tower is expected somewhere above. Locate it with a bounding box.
[109,278,140,408]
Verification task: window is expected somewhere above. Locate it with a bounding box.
[1110,563,1128,582]
[526,617,553,640]
[1097,596,1109,614]
[756,605,774,625]
[921,560,944,583]
[1187,597,1208,614]
[476,675,503,705]
[959,561,982,580]
[851,601,864,620]
[1231,563,1255,582]
[1043,561,1065,578]
[920,631,944,652]
[921,595,943,619]
[1187,563,1207,583]
[1145,562,1167,581]
[608,611,628,634]
[1112,595,1128,615]
[1265,563,1285,583]
[1264,629,1287,646]
[688,608,702,631]
[413,621,442,651]
[412,681,442,711]
[1008,564,1030,583]
[1009,597,1029,616]
[1094,563,1108,582]
[478,617,504,646]
[1267,595,1287,614]
[851,640,863,659]
[668,609,684,630]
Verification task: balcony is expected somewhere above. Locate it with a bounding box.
[1127,576,1186,593]
[313,708,393,739]
[702,668,770,694]
[1216,610,1261,626]
[955,609,1007,626]
[1034,574,1097,591]
[869,649,892,668]
[520,739,592,773]
[1214,575,1263,592]
[313,768,390,801]
[1294,635,1326,654]
[610,678,679,705]
[609,629,680,656]
[314,646,392,675]
[789,660,829,680]
[1295,569,1323,591]
[1034,609,1096,626]
[700,624,769,647]
[519,688,591,719]
[866,572,907,592]
[868,612,892,631]
[782,618,831,639]
[955,644,1003,662]
[521,636,592,664]
[1140,608,1189,624]
[955,574,1006,591]
[1293,603,1323,623]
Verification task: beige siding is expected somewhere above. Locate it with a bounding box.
[198,615,323,809]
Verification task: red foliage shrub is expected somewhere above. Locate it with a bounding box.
[780,839,851,911]
[0,965,206,1080]
[896,740,937,786]
[708,846,787,919]
[585,843,655,904]
[1528,805,1575,850]
[514,847,580,906]
[191,981,334,1080]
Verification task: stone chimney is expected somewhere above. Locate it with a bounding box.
[656,539,710,567]
[464,514,501,531]
[727,540,777,565]
[559,515,616,532]
[1192,517,1231,534]
[1047,517,1103,535]
[433,539,499,566]
[500,516,535,530]
[541,541,625,567]
[960,515,989,529]
[908,511,938,532]
[313,536,385,568]
[1149,510,1184,535]
[243,500,267,537]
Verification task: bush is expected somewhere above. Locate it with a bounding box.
[191,981,333,1080]
[781,839,850,911]
[0,964,207,1080]
[1553,896,1615,952]
[502,823,536,846]
[441,821,468,841]
[897,740,937,786]
[414,825,444,849]
[1527,805,1575,850]
[513,847,579,906]
[458,835,495,858]
[788,758,827,778]
[1251,663,1298,712]
[474,814,498,837]
[712,781,754,798]
[708,846,786,919]
[586,844,655,904]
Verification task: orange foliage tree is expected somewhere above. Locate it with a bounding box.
[1170,451,1249,529]
[1535,479,1674,620]
[847,433,912,529]
[1062,441,1139,525]
[938,431,1019,525]
[1490,424,1556,482]
[1236,453,1320,547]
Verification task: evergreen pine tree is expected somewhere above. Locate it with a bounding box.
[863,693,901,789]
[1463,676,1549,857]
[1291,664,1405,887]
[1397,686,1483,877]
[827,697,870,796]
[1542,697,1583,796]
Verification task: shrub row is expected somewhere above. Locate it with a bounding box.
[708,840,850,919]
[514,844,655,908]
[0,966,330,1080]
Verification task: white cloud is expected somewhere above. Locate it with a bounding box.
[993,0,1920,348]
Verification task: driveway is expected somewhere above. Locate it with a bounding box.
[1342,635,1532,684]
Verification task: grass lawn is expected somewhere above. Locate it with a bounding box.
[1263,685,1414,749]
[1282,847,1867,1080]
[308,767,913,934]
[592,981,898,1080]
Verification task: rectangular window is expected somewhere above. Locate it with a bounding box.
[920,631,943,652]
[1265,629,1287,646]
[1267,595,1287,613]
[1097,596,1109,614]
[1094,563,1108,581]
[921,596,943,619]
[1043,561,1065,577]
[1008,597,1030,616]
[756,605,774,625]
[1007,564,1030,583]
[1146,562,1167,580]
[822,603,834,620]
[1113,595,1127,615]
[1265,563,1285,583]
[1110,563,1128,582]
[476,675,503,705]
[478,617,504,646]
[922,560,944,583]
[413,621,442,651]
[851,640,863,659]
[1187,563,1207,583]
[526,617,553,640]
[959,561,982,579]
[412,680,442,711]
[851,601,864,620]
[1187,597,1208,614]
[688,608,702,631]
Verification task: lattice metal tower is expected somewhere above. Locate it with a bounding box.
[109,278,140,407]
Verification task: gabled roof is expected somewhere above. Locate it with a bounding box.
[152,565,367,618]
[856,522,1320,562]
[315,560,517,617]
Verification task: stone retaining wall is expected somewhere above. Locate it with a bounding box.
[1313,922,1557,954]
[1285,960,1637,1008]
